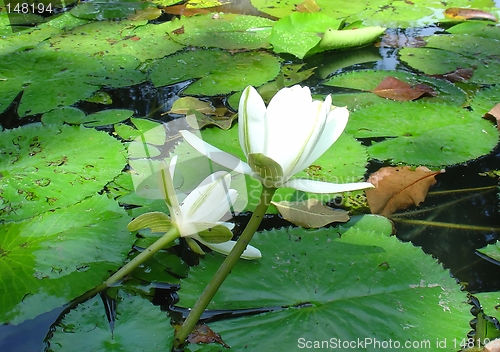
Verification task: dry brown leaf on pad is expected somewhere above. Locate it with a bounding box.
[372,76,436,101]
[185,324,230,348]
[483,103,500,131]
[366,166,444,217]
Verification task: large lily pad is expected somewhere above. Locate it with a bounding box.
[400,33,500,85]
[49,291,174,351]
[346,101,499,166]
[148,49,281,96]
[0,194,133,325]
[166,13,273,50]
[324,70,467,106]
[46,20,184,62]
[0,124,127,221]
[179,215,471,350]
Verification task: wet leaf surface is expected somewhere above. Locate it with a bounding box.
[372,76,436,101]
[0,195,133,325]
[366,166,443,217]
[180,216,470,350]
[271,198,349,228]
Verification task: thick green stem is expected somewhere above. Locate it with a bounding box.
[174,186,276,349]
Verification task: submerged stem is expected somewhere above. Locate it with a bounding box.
[174,186,277,349]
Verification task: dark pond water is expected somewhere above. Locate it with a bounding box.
[1,6,500,352]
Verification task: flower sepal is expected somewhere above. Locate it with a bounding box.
[195,224,234,244]
[127,212,171,233]
[247,152,284,188]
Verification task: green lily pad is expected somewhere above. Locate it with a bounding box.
[447,21,500,39]
[470,85,500,116]
[179,215,470,350]
[269,12,343,59]
[69,0,156,20]
[47,20,184,62]
[49,291,174,351]
[0,194,133,325]
[0,124,127,221]
[400,34,500,85]
[346,101,499,166]
[41,108,133,126]
[473,292,500,321]
[0,50,105,116]
[0,26,61,55]
[148,49,281,96]
[197,125,369,213]
[167,13,273,50]
[477,241,500,264]
[324,70,467,106]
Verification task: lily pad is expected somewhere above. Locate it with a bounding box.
[473,292,500,321]
[399,34,500,85]
[477,241,500,264]
[47,20,184,62]
[179,215,470,350]
[49,291,174,351]
[0,124,127,221]
[346,101,499,166]
[0,194,133,325]
[69,0,156,20]
[324,70,467,106]
[167,13,273,50]
[42,108,133,126]
[148,49,281,96]
[0,50,104,116]
[470,85,500,116]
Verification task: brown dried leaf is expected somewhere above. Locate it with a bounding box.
[372,76,436,101]
[186,324,230,348]
[483,103,500,131]
[186,110,236,130]
[431,68,474,82]
[272,198,349,228]
[366,166,444,217]
[444,8,498,22]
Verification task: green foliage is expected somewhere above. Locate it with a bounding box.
[346,101,498,166]
[49,291,174,351]
[166,13,274,50]
[0,195,133,325]
[148,49,281,95]
[0,124,127,221]
[179,216,471,350]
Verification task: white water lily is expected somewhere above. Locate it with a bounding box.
[181,85,374,193]
[128,155,261,259]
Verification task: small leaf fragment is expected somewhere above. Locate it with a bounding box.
[444,8,497,22]
[186,324,230,348]
[366,166,444,217]
[372,76,436,101]
[272,198,349,228]
[431,68,474,83]
[168,97,216,115]
[483,103,500,131]
[296,0,320,13]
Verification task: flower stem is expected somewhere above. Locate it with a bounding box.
[174,186,276,349]
[105,227,180,287]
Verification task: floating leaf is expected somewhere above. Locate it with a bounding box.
[269,12,343,59]
[179,216,470,350]
[324,70,466,106]
[484,103,500,131]
[186,111,237,130]
[296,0,320,13]
[186,324,230,348]
[271,198,349,228]
[431,67,474,83]
[366,166,443,217]
[49,291,174,350]
[166,13,273,50]
[0,195,133,325]
[477,241,500,265]
[148,49,281,95]
[372,76,436,101]
[444,8,497,22]
[168,97,215,115]
[346,100,498,166]
[0,124,126,221]
[312,26,386,55]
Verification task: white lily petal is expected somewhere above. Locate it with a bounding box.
[290,105,349,176]
[180,130,253,175]
[200,240,262,260]
[158,156,181,218]
[284,178,374,193]
[183,172,235,224]
[238,86,267,155]
[264,85,315,165]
